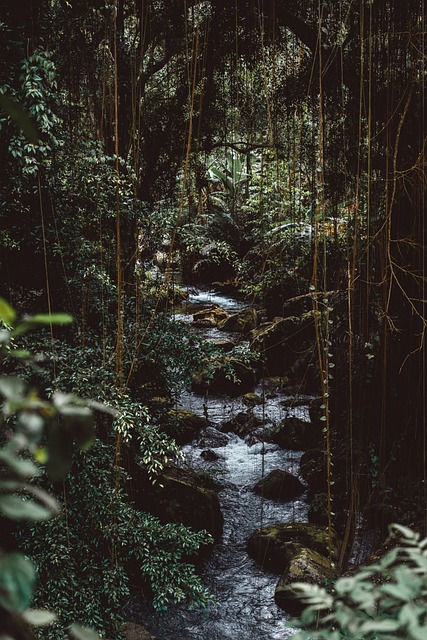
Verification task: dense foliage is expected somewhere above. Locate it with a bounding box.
[0,0,425,638]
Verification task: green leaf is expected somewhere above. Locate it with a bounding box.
[0,451,39,479]
[409,625,427,640]
[0,95,39,143]
[69,624,101,640]
[0,377,25,401]
[0,494,52,521]
[360,619,401,633]
[29,313,74,325]
[0,298,16,325]
[22,609,57,627]
[0,552,35,612]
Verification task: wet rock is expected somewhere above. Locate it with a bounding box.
[253,469,305,501]
[218,307,260,332]
[136,466,223,541]
[269,416,321,451]
[193,305,229,327]
[198,426,230,448]
[250,311,319,377]
[201,449,221,461]
[221,411,263,437]
[247,522,338,572]
[159,409,209,445]
[192,358,255,396]
[242,392,264,408]
[209,338,236,351]
[275,548,334,613]
[122,622,158,640]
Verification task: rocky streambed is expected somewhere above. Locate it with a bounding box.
[128,286,337,640]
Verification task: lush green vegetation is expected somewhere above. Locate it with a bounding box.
[0,0,425,638]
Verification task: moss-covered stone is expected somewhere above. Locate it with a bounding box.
[247,522,338,573]
[193,305,229,327]
[218,307,260,332]
[253,469,305,501]
[160,409,209,445]
[269,416,321,451]
[122,622,157,640]
[275,548,334,613]
[192,358,255,396]
[221,411,263,437]
[135,466,224,541]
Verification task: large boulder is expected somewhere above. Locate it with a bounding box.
[250,311,319,377]
[159,409,209,445]
[221,411,263,438]
[192,357,255,396]
[198,426,230,448]
[193,305,229,327]
[269,416,321,450]
[253,469,305,501]
[218,307,260,332]
[275,548,334,613]
[247,522,338,572]
[134,466,224,541]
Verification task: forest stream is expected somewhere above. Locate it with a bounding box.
[131,286,312,640]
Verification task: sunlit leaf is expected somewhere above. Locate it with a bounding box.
[0,298,16,325]
[0,451,39,479]
[0,377,25,401]
[0,494,52,521]
[22,609,57,626]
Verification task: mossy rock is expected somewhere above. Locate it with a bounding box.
[218,307,260,332]
[136,466,224,541]
[269,416,321,451]
[201,449,221,461]
[198,426,230,448]
[275,548,334,613]
[160,409,209,445]
[192,359,255,396]
[242,392,264,408]
[247,522,338,573]
[221,411,263,437]
[122,622,157,640]
[253,469,305,501]
[193,305,229,327]
[209,338,236,351]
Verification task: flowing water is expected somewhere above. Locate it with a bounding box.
[132,287,312,639]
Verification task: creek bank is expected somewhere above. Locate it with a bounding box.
[131,464,224,542]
